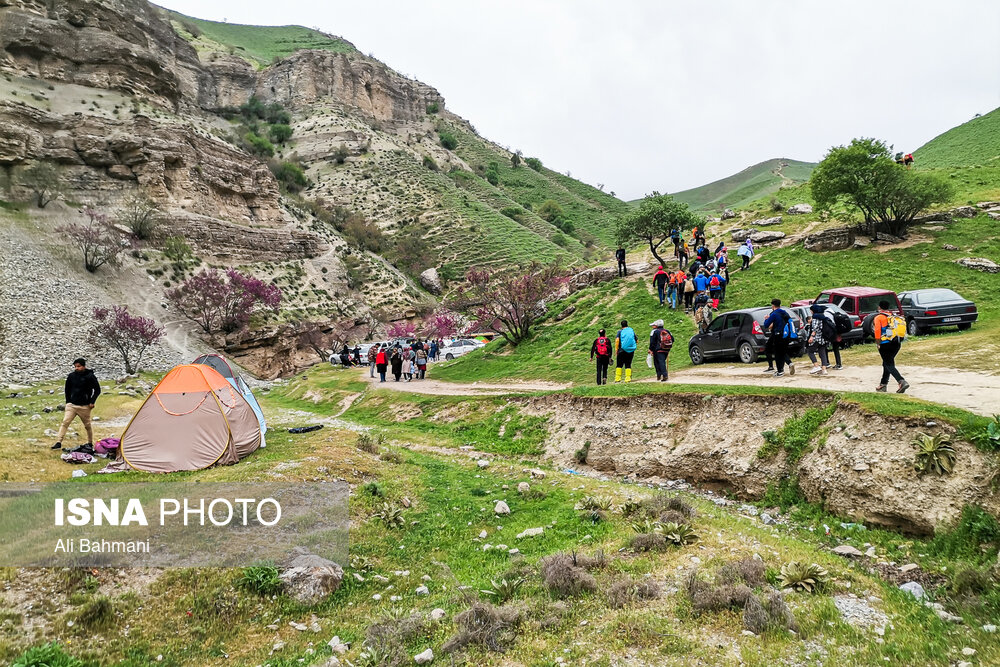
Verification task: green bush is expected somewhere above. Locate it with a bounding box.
[929,505,1000,562]
[525,157,543,171]
[500,206,523,221]
[270,161,308,193]
[162,235,191,261]
[426,101,440,114]
[237,563,282,596]
[12,643,84,667]
[439,130,458,150]
[243,131,274,157]
[537,199,565,223]
[484,161,501,186]
[334,143,349,164]
[268,123,293,144]
[422,155,439,171]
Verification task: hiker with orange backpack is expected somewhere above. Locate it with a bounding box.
[872,300,909,393]
[648,319,674,381]
[590,328,613,385]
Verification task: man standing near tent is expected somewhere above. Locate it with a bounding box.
[52,358,101,450]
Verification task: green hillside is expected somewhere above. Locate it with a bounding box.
[913,106,1000,168]
[160,8,355,67]
[663,158,816,213]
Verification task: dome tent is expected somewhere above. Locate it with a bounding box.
[119,364,262,473]
[193,353,268,448]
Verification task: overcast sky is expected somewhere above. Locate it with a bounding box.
[158,0,1000,200]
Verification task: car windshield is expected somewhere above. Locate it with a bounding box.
[916,289,962,304]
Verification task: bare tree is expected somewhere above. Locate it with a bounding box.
[20,162,60,208]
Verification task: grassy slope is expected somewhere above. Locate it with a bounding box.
[162,9,355,67]
[914,106,1000,169]
[663,158,816,212]
[4,368,1000,666]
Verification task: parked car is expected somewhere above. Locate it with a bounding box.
[688,307,804,365]
[898,289,978,335]
[788,303,864,346]
[441,338,485,361]
[793,286,902,342]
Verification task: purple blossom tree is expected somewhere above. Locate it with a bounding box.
[59,208,126,272]
[460,262,567,346]
[423,308,460,340]
[168,268,282,334]
[386,320,416,340]
[89,305,165,374]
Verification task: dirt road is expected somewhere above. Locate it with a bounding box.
[361,368,568,395]
[668,363,999,416]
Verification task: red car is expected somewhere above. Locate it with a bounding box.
[792,287,902,340]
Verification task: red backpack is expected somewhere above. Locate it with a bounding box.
[710,275,720,289]
[595,336,610,356]
[657,328,674,351]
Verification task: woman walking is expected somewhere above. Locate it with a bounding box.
[415,346,428,379]
[375,346,388,382]
[390,347,403,381]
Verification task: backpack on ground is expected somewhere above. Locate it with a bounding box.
[658,328,674,351]
[596,336,610,356]
[832,310,853,335]
[619,327,637,353]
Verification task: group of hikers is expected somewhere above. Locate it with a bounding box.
[589,318,675,385]
[367,339,441,383]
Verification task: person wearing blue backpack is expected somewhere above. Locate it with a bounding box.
[762,299,796,377]
[614,319,637,383]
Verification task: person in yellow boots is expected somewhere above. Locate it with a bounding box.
[614,319,637,382]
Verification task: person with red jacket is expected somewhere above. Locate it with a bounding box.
[652,266,669,306]
[590,328,613,385]
[375,347,388,382]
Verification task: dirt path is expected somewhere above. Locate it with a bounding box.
[668,363,999,416]
[360,368,568,395]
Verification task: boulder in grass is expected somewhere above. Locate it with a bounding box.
[951,206,979,219]
[957,257,999,274]
[804,226,854,252]
[752,216,783,226]
[786,203,813,215]
[420,267,443,295]
[721,208,738,220]
[280,549,344,605]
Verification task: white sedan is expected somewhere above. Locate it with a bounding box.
[440,339,485,361]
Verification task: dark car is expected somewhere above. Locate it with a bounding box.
[688,307,803,365]
[789,303,864,346]
[899,289,978,336]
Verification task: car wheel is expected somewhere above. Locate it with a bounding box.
[689,345,704,365]
[445,353,454,361]
[906,318,923,337]
[738,340,757,364]
[957,323,971,331]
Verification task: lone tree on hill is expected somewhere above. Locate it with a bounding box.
[167,268,281,335]
[459,262,566,346]
[59,208,127,272]
[810,137,953,238]
[89,305,164,375]
[615,193,699,266]
[511,149,522,169]
[20,162,61,208]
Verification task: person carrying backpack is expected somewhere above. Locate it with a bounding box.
[804,312,830,375]
[873,300,909,393]
[415,347,428,379]
[648,319,674,381]
[367,344,380,378]
[590,328,613,385]
[615,319,637,383]
[670,227,681,250]
[667,271,679,309]
[677,240,689,270]
[682,272,695,310]
[738,240,754,270]
[653,266,669,306]
[615,247,627,277]
[762,299,796,377]
[708,272,722,308]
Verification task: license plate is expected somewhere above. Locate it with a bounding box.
[942,317,961,323]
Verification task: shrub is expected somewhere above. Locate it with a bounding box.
[364,611,428,666]
[778,561,828,593]
[629,532,668,553]
[764,591,799,632]
[426,101,439,114]
[912,432,956,475]
[929,505,1000,561]
[742,594,769,634]
[551,232,568,247]
[951,566,991,595]
[19,162,60,208]
[163,235,191,261]
[770,197,785,212]
[88,305,164,375]
[341,213,385,253]
[238,563,282,596]
[422,155,439,171]
[686,570,753,613]
[499,206,523,221]
[662,522,699,546]
[606,577,661,609]
[481,577,526,604]
[167,268,281,334]
[442,601,523,654]
[573,441,590,464]
[379,450,403,464]
[271,161,308,193]
[525,157,543,171]
[537,199,564,223]
[12,643,83,667]
[363,481,385,497]
[574,494,613,523]
[717,558,766,587]
[640,494,695,520]
[115,189,159,239]
[439,130,458,150]
[333,143,349,164]
[243,131,274,157]
[72,596,115,632]
[620,498,641,516]
[268,123,293,144]
[357,431,386,454]
[59,208,126,273]
[540,552,598,598]
[374,502,405,528]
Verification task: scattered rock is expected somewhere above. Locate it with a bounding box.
[804,226,855,252]
[517,482,530,494]
[494,500,511,515]
[853,463,870,472]
[554,305,576,321]
[280,550,345,605]
[476,459,490,468]
[786,203,813,215]
[761,513,777,526]
[419,267,443,295]
[951,205,979,218]
[478,530,488,539]
[962,647,976,657]
[517,527,545,539]
[957,257,999,274]
[875,232,903,244]
[430,608,446,621]
[899,563,919,574]
[721,208,738,220]
[832,545,864,558]
[982,624,997,633]
[414,648,434,664]
[753,216,783,226]
[853,236,871,249]
[977,201,1000,209]
[415,585,429,596]
[898,581,925,600]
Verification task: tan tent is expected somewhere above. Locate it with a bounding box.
[119,364,262,473]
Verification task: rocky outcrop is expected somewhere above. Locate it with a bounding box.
[752,216,782,226]
[223,320,334,380]
[519,392,999,534]
[167,212,326,261]
[786,203,813,215]
[721,208,737,220]
[569,262,651,291]
[803,226,855,252]
[956,257,999,274]
[420,267,443,295]
[731,229,786,244]
[911,211,952,224]
[280,548,344,605]
[951,206,979,219]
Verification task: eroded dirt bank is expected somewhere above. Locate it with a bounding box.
[517,392,999,534]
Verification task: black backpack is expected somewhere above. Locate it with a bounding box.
[832,310,853,334]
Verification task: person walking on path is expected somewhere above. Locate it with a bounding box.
[615,247,627,277]
[738,240,754,270]
[614,319,637,383]
[375,347,388,382]
[762,299,796,377]
[390,347,403,381]
[429,339,439,362]
[590,328,613,385]
[682,273,695,310]
[676,240,689,270]
[648,319,674,381]
[367,344,380,378]
[804,311,830,376]
[873,300,909,393]
[53,358,101,449]
[415,346,428,379]
[693,270,710,299]
[401,352,413,382]
[653,266,669,306]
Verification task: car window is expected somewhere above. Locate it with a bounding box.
[916,289,961,304]
[833,295,851,310]
[900,294,912,306]
[707,316,726,333]
[723,314,743,329]
[814,293,831,305]
[858,295,890,313]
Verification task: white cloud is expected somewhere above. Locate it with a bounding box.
[156,0,1000,199]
